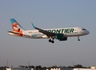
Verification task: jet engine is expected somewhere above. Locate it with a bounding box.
[56,34,67,41]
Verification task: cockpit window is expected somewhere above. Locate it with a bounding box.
[82,28,86,30]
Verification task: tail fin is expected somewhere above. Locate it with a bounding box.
[10,18,24,36]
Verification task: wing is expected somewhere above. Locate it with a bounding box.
[31,23,56,37]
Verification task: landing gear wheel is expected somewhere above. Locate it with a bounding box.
[48,39,54,43]
[78,39,80,41]
[78,36,80,41]
[51,40,54,43]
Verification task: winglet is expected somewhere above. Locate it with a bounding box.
[31,23,35,28]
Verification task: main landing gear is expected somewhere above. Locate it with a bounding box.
[49,39,54,43]
[78,36,80,41]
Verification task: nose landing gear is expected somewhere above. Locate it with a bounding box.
[78,36,80,41]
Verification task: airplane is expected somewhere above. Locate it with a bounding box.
[8,18,89,43]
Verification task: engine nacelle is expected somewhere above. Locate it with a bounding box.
[56,34,67,41]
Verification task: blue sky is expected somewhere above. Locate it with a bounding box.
[0,0,96,67]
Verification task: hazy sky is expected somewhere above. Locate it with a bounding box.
[0,0,96,67]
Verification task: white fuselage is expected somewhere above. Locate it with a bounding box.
[9,27,89,39]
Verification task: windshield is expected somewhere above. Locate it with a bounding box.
[82,28,86,30]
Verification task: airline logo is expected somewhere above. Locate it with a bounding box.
[46,28,74,34]
[12,22,23,36]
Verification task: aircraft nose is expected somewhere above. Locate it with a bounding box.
[85,30,90,35]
